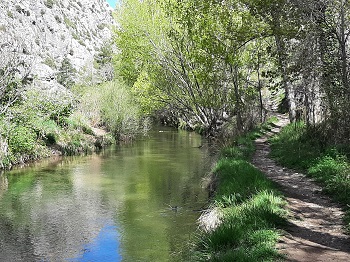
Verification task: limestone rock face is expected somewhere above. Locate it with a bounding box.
[0,0,115,90]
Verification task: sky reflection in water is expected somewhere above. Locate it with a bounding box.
[0,129,213,261]
[70,224,122,262]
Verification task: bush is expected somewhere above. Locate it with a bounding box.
[57,56,76,88]
[32,119,59,145]
[44,0,55,8]
[76,80,146,140]
[100,81,141,139]
[9,126,36,155]
[9,89,74,127]
[63,112,93,135]
[56,130,95,156]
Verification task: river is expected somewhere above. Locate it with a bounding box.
[0,128,215,261]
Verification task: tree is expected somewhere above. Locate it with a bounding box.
[115,0,275,136]
[57,56,76,88]
[94,41,115,81]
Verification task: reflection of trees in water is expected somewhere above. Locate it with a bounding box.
[0,216,38,262]
[113,129,214,261]
[0,164,116,261]
[0,174,9,198]
[0,129,214,261]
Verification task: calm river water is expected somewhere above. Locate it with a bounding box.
[0,128,215,261]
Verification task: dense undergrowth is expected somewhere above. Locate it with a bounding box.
[0,80,149,169]
[192,121,287,261]
[269,122,350,232]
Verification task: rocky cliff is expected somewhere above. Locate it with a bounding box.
[0,0,115,91]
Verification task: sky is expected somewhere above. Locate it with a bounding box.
[107,0,118,8]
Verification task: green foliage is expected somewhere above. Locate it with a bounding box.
[10,89,74,127]
[43,56,56,69]
[63,112,93,135]
[56,130,95,156]
[57,56,76,88]
[214,160,276,200]
[131,71,164,115]
[63,16,76,29]
[100,81,140,139]
[44,0,55,9]
[75,80,148,140]
[220,117,277,160]
[269,122,322,169]
[115,0,275,135]
[8,126,36,155]
[197,192,285,262]
[270,123,350,231]
[37,120,59,145]
[0,86,112,168]
[94,42,113,67]
[193,128,286,261]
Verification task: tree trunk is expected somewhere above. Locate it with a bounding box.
[274,34,296,122]
[230,64,244,133]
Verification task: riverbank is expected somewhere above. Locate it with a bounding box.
[193,120,288,261]
[0,80,149,170]
[0,123,115,170]
[0,127,210,261]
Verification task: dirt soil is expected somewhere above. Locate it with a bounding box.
[252,114,350,261]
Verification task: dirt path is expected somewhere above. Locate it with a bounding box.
[252,114,350,261]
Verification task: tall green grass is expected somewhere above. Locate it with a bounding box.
[270,122,350,231]
[192,122,287,261]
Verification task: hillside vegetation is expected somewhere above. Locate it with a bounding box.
[0,0,147,169]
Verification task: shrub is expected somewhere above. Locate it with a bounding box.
[57,56,76,88]
[43,56,56,68]
[44,0,55,9]
[76,80,146,140]
[64,16,76,29]
[63,112,93,135]
[9,126,36,155]
[100,81,141,139]
[9,89,74,127]
[32,119,59,145]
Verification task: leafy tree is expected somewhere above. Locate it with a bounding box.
[115,0,274,135]
[115,0,350,141]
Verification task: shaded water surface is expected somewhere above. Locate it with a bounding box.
[0,128,214,261]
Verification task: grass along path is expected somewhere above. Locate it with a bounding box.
[193,121,287,261]
[252,114,350,261]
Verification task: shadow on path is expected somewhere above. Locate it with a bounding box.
[252,114,350,262]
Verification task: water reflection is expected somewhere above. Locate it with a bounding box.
[70,224,121,262]
[0,129,214,261]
